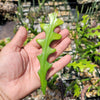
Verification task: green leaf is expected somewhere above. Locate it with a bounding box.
[0,40,6,47]
[74,83,81,97]
[37,12,64,94]
[97,86,100,96]
[94,56,100,62]
[81,15,89,27]
[85,25,100,39]
[67,59,96,73]
[93,51,100,55]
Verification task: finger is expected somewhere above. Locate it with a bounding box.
[28,27,61,49]
[28,32,45,48]
[48,37,71,63]
[54,26,61,33]
[47,55,71,79]
[50,29,69,48]
[9,26,27,51]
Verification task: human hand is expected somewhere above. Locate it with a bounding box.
[0,26,71,100]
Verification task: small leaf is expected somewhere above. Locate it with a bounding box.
[85,25,100,39]
[67,59,97,73]
[74,83,81,97]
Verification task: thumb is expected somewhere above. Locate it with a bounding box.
[10,26,27,49]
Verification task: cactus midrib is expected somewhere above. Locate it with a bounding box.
[40,22,54,74]
[43,26,53,61]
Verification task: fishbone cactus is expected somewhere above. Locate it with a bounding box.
[36,12,64,94]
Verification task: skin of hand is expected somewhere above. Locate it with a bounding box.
[0,26,71,100]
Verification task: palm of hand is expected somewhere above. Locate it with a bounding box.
[0,35,42,99]
[0,27,71,99]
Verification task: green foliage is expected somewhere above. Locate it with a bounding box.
[67,10,100,98]
[74,83,81,97]
[0,40,6,47]
[85,25,100,39]
[70,11,100,62]
[0,37,11,48]
[97,86,100,96]
[47,74,59,90]
[88,79,100,96]
[15,0,38,35]
[65,80,81,98]
[65,81,75,95]
[94,56,100,62]
[24,35,35,46]
[37,12,64,94]
[17,0,24,25]
[68,59,97,73]
[38,0,46,12]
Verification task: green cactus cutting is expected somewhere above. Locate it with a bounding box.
[36,12,64,94]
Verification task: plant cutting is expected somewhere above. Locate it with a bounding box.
[36,12,64,94]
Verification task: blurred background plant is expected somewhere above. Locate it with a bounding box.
[63,2,100,99]
[0,37,11,51]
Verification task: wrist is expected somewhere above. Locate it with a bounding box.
[0,87,11,100]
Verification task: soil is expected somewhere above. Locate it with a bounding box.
[0,21,16,40]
